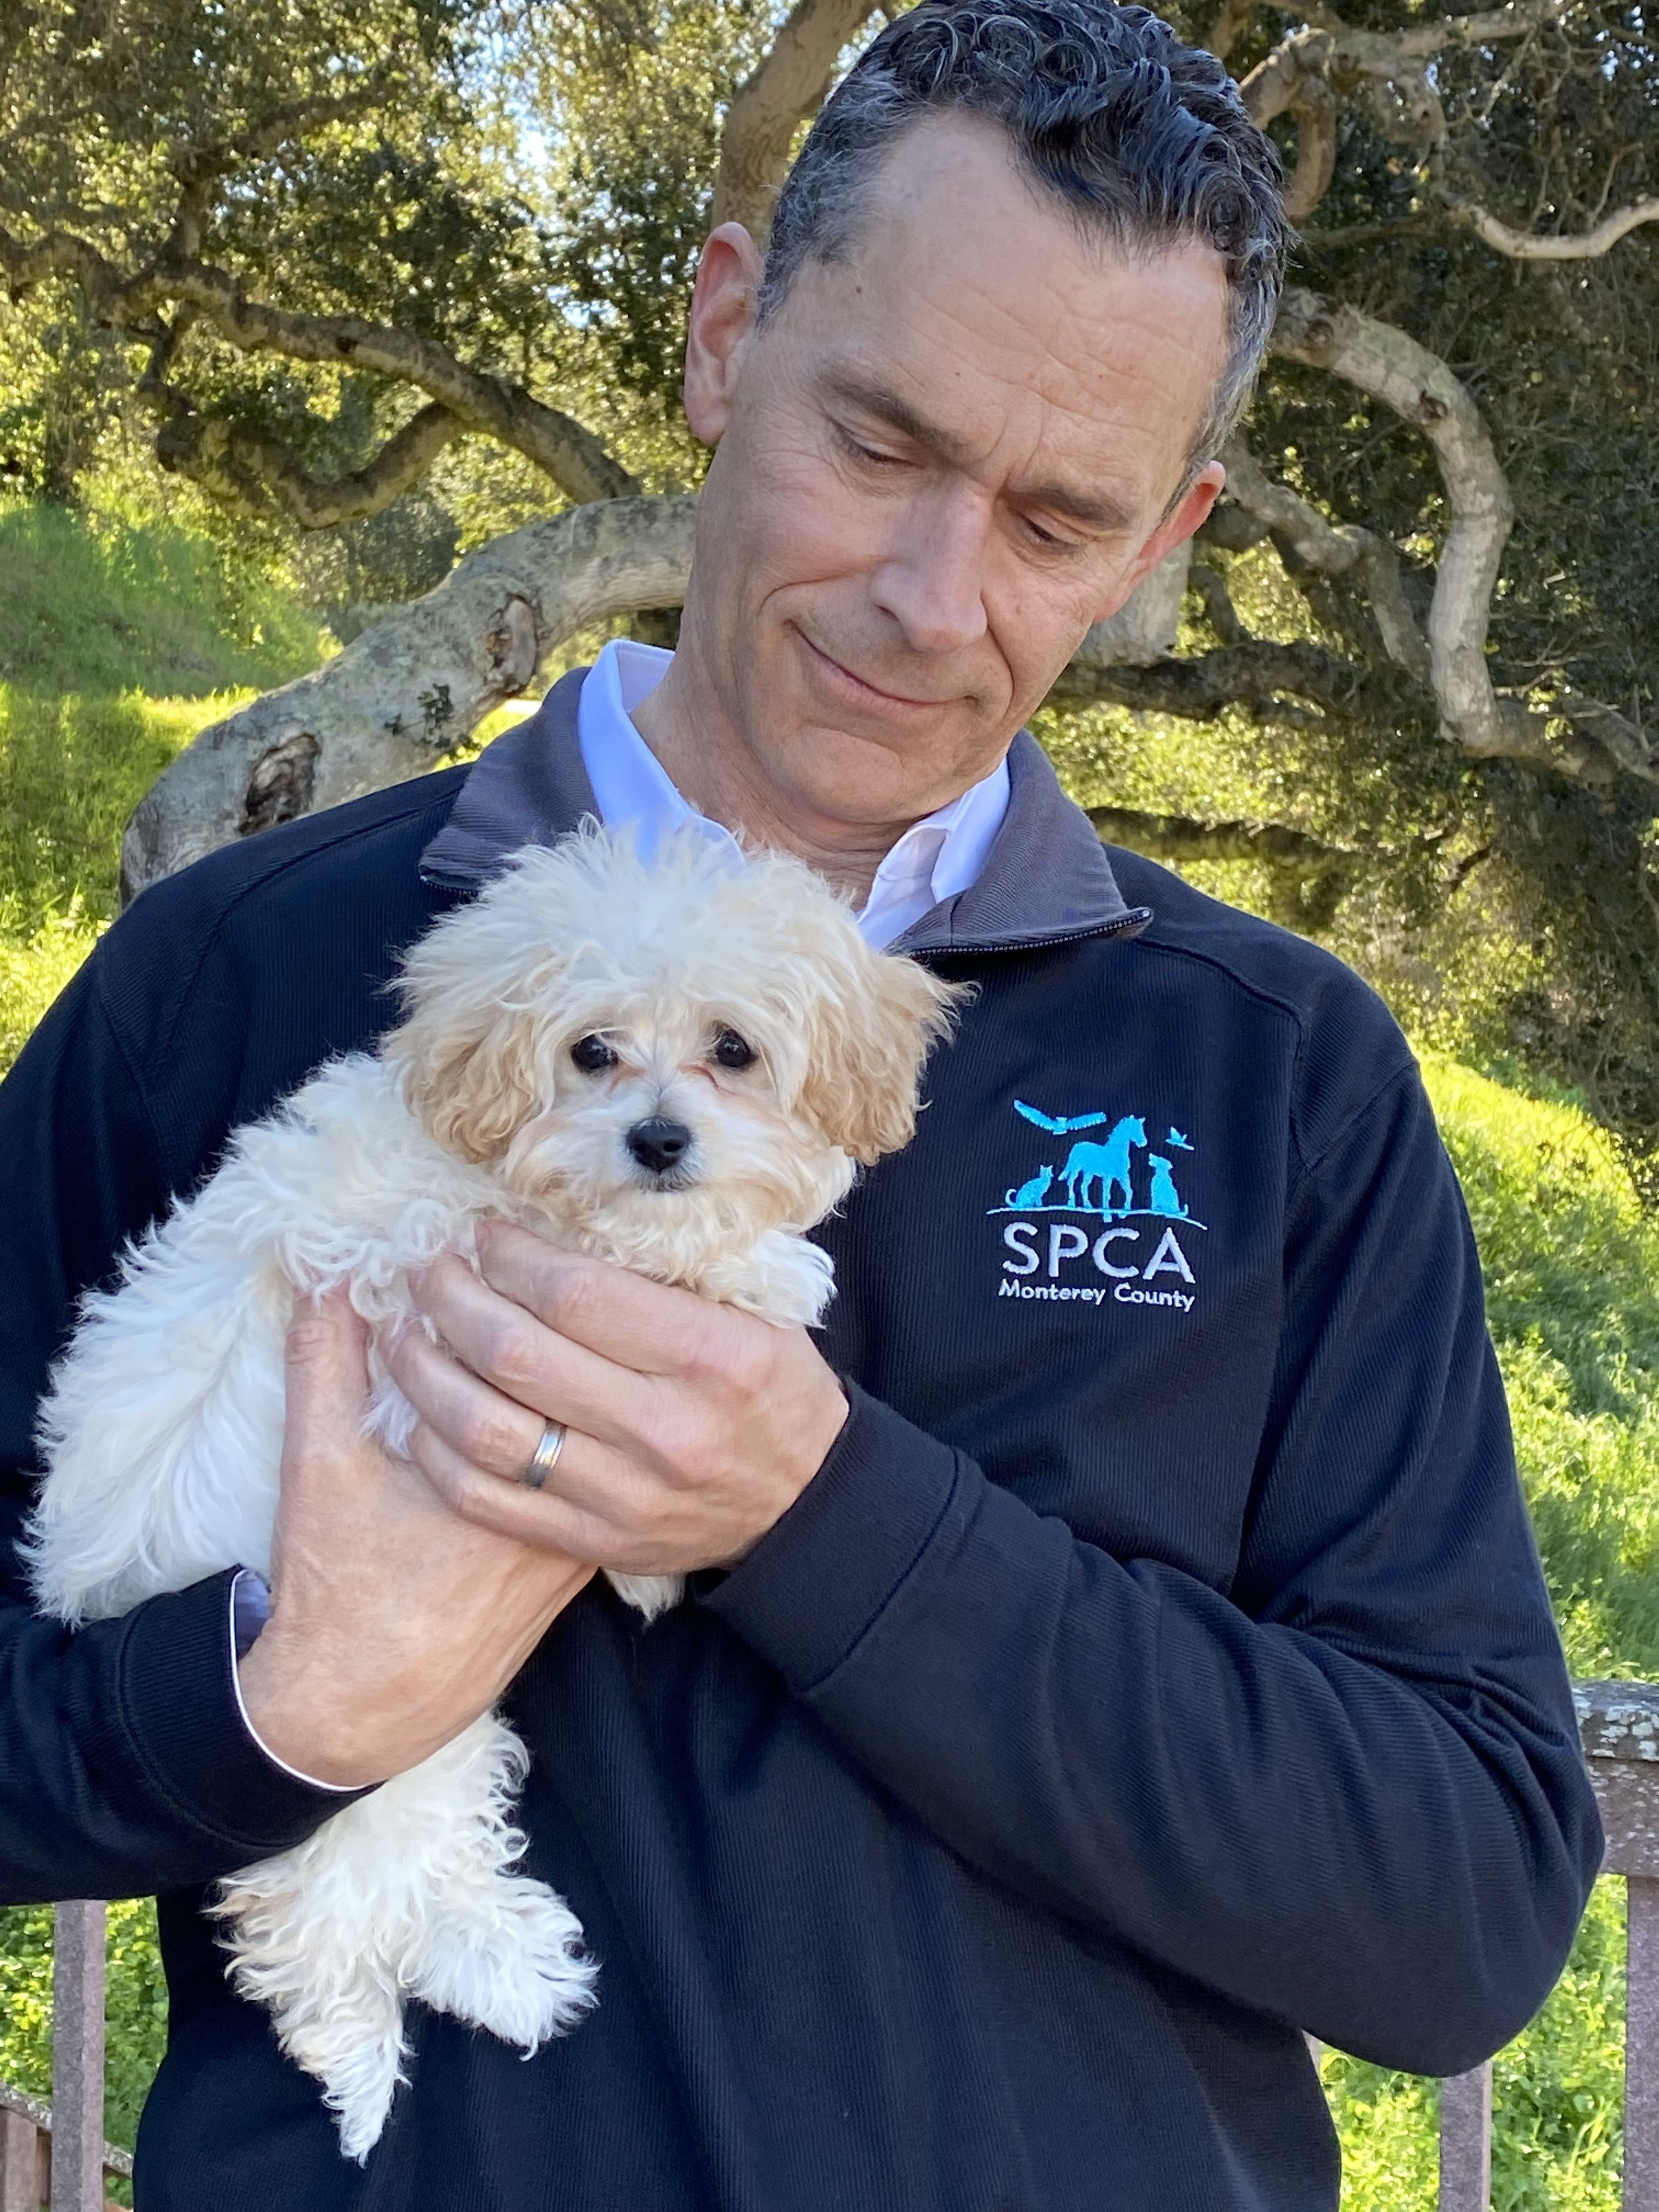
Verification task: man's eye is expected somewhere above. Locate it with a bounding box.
[835,424,902,470]
[712,1029,757,1071]
[1023,517,1075,553]
[569,1034,619,1073]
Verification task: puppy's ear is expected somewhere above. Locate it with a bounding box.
[385,917,548,1164]
[800,955,966,1166]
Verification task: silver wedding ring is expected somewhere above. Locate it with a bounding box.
[523,1419,567,1491]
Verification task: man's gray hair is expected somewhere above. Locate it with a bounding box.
[758,1,1291,482]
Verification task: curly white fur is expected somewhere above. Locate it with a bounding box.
[26,826,956,2160]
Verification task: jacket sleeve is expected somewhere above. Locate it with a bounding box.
[703,1062,1602,2075]
[0,949,356,1901]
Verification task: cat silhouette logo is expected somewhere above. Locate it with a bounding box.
[991,1099,1203,1313]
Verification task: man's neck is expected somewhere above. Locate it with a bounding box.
[628,642,913,909]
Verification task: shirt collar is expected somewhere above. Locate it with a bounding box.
[573,639,1011,948]
[420,661,1149,954]
[577,638,736,867]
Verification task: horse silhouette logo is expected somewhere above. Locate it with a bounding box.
[1060,1118,1146,1214]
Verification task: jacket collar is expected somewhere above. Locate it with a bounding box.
[419,665,1150,954]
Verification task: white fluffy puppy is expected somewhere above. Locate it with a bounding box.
[27,825,957,2160]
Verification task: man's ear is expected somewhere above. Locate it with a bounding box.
[799,958,968,1167]
[1093,458,1227,623]
[684,223,766,447]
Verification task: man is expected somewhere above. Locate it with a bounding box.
[0,5,1600,2208]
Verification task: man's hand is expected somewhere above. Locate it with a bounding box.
[236,1288,595,1790]
[381,1221,850,1572]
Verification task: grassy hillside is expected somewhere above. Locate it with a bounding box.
[0,500,328,1065]
[1,499,1655,2203]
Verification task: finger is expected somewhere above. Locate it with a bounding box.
[386,1311,676,1530]
[283,1286,373,1467]
[409,1254,662,1454]
[380,1312,546,1482]
[474,1222,729,1377]
[405,1414,619,1560]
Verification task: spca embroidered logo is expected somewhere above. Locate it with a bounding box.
[989,1099,1204,1314]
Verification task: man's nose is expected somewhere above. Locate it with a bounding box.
[626,1116,693,1175]
[872,484,991,656]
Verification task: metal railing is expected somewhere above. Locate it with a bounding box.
[0,1901,129,2211]
[3,1680,1657,2210]
[1432,1680,1659,2212]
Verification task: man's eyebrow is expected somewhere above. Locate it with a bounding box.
[820,370,1136,535]
[822,371,974,467]
[1015,479,1137,534]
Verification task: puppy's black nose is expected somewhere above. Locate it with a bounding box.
[627,1117,693,1176]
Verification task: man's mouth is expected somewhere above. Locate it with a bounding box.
[794,629,953,714]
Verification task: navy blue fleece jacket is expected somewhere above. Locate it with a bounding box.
[0,674,1600,2211]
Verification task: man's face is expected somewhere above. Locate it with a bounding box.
[680,112,1231,834]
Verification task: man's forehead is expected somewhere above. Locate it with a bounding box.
[775,116,1230,499]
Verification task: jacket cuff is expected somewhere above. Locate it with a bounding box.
[702,1384,963,1692]
[116,1568,368,1854]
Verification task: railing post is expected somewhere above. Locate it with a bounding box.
[1575,1682,1659,2212]
[0,2096,43,2212]
[49,1900,105,2212]
[1629,1875,1659,2212]
[1438,2061,1492,2211]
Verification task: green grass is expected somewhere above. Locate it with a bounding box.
[0,498,326,1066]
[0,499,324,698]
[1,500,1656,2205]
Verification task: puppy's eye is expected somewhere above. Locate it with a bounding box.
[569,1033,619,1074]
[712,1028,756,1071]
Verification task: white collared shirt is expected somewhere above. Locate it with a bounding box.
[576,639,1008,950]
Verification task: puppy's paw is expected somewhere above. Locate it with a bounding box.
[409,1874,597,2050]
[605,1570,685,1620]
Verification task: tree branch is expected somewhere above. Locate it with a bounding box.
[1188,559,1245,644]
[1048,635,1397,724]
[1271,286,1522,757]
[1088,805,1350,868]
[1088,805,1357,928]
[1254,0,1567,173]
[1221,434,1430,679]
[709,0,881,239]
[1237,30,1338,221]
[166,88,388,257]
[154,395,465,526]
[1300,0,1565,65]
[122,494,701,899]
[1268,288,1659,785]
[0,226,636,507]
[1454,196,1659,259]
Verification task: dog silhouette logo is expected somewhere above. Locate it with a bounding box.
[1145,1155,1189,1219]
